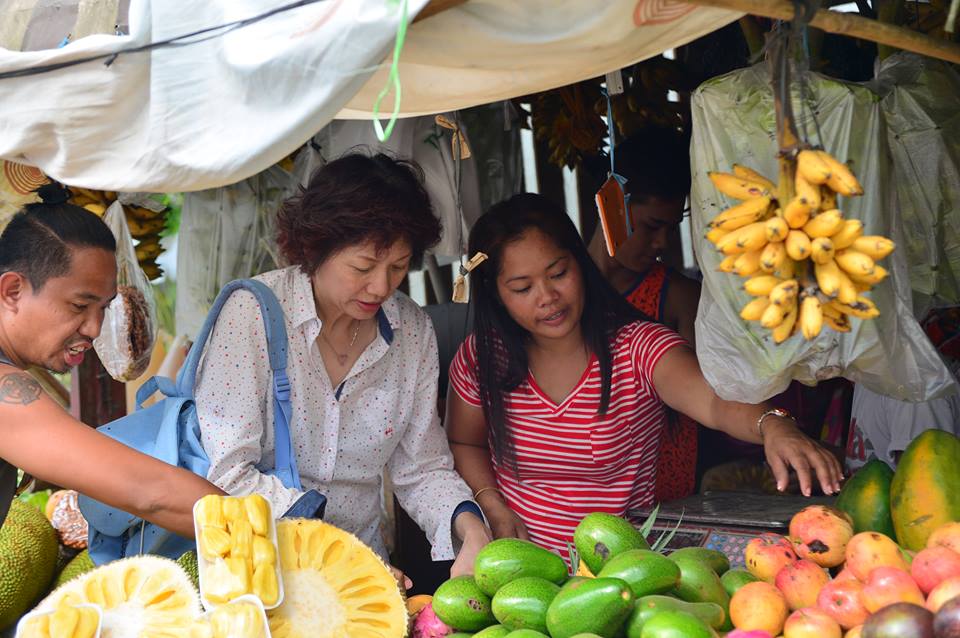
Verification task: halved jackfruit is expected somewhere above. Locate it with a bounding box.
[267,519,407,638]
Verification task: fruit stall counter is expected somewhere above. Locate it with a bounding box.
[630,491,835,569]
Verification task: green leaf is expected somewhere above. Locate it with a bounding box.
[566,541,580,576]
[651,509,685,553]
[638,503,661,538]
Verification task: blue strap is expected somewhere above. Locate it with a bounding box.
[177,279,301,490]
[135,376,177,409]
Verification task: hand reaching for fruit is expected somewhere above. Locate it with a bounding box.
[761,415,844,496]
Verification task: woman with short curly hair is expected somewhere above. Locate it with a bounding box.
[195,152,491,583]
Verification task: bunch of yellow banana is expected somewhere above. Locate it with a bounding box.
[67,186,169,280]
[18,600,100,638]
[195,494,281,608]
[707,149,894,343]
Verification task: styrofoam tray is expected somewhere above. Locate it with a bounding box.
[197,594,271,638]
[193,495,284,611]
[15,603,102,638]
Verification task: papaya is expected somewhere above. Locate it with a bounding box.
[596,549,681,598]
[637,609,718,638]
[491,577,560,633]
[835,459,896,538]
[667,548,730,576]
[625,595,726,638]
[433,576,497,632]
[545,577,635,638]
[574,513,650,575]
[474,539,568,596]
[890,430,960,551]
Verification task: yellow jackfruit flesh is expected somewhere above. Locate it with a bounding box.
[243,495,271,537]
[198,526,231,561]
[267,519,406,638]
[195,495,225,530]
[32,556,199,638]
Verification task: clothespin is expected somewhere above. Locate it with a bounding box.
[435,115,472,160]
[452,252,488,303]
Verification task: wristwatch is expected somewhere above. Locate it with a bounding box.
[756,408,794,441]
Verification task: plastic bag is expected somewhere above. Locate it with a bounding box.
[94,200,157,381]
[691,63,956,403]
[872,53,960,318]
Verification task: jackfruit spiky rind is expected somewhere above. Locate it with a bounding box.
[0,500,60,630]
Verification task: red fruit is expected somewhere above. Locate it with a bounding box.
[731,581,790,636]
[928,576,960,613]
[783,607,842,638]
[790,506,855,568]
[746,533,799,583]
[911,546,960,595]
[933,596,960,638]
[844,532,910,581]
[817,578,869,629]
[776,559,831,610]
[844,625,863,638]
[834,567,860,583]
[861,566,925,613]
[412,604,452,638]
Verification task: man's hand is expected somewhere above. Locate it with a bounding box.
[451,512,493,577]
[390,566,413,591]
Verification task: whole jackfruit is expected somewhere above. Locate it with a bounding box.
[177,550,200,592]
[54,550,96,588]
[0,499,59,630]
[267,519,407,638]
[33,555,200,638]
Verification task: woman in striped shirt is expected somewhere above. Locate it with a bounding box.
[446,193,843,558]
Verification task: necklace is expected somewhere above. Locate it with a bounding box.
[321,321,362,366]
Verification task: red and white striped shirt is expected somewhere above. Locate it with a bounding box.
[450,321,688,560]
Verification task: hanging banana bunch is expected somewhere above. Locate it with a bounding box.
[706,149,895,344]
[67,187,169,281]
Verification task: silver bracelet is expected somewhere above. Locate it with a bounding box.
[757,408,793,441]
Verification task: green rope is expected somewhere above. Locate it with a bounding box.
[372,0,409,142]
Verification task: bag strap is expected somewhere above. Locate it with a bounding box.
[178,279,302,491]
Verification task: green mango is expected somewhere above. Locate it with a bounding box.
[473,625,510,638]
[574,513,650,575]
[545,577,635,638]
[504,631,550,638]
[638,610,717,638]
[569,635,603,638]
[474,538,568,596]
[667,548,730,575]
[433,576,497,632]
[667,555,731,630]
[491,577,560,633]
[559,576,589,592]
[719,569,759,597]
[597,549,681,598]
[448,634,475,638]
[625,595,726,638]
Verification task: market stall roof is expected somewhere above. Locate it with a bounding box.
[0,0,742,192]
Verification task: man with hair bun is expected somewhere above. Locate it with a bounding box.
[0,202,222,533]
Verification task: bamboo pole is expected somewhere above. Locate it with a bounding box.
[684,0,960,64]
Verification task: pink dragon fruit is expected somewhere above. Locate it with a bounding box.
[412,603,452,638]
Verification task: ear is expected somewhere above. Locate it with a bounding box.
[0,272,29,312]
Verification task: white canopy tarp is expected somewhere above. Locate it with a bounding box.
[0,0,741,192]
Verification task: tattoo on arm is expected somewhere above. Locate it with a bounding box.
[0,373,42,405]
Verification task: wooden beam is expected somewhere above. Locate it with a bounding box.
[685,0,960,64]
[414,0,468,23]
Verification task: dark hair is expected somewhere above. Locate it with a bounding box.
[0,203,116,291]
[276,152,441,273]
[615,127,691,203]
[468,193,643,466]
